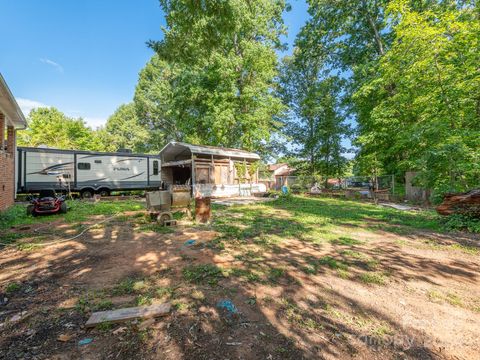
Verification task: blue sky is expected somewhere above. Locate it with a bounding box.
[0,0,308,129]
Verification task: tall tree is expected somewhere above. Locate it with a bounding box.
[100,103,160,153]
[145,0,287,152]
[280,47,350,183]
[17,107,104,151]
[134,55,184,147]
[354,0,480,199]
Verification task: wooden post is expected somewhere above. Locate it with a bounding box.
[191,154,196,188]
[211,154,214,184]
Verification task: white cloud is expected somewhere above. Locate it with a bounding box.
[15,97,107,128]
[39,58,64,73]
[83,117,107,129]
[16,97,49,116]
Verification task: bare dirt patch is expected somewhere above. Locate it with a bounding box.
[0,198,479,359]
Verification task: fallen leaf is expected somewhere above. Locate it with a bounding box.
[57,334,72,342]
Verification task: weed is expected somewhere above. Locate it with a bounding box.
[5,282,21,294]
[331,237,364,246]
[112,278,136,295]
[172,300,189,311]
[138,223,174,234]
[190,290,205,301]
[359,272,386,285]
[182,264,223,286]
[301,264,317,275]
[97,321,113,331]
[268,267,285,283]
[94,300,113,311]
[156,287,175,299]
[229,267,261,283]
[427,290,443,303]
[441,214,480,233]
[446,292,463,306]
[136,294,153,306]
[337,268,350,279]
[318,256,349,270]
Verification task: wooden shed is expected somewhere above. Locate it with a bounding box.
[159,142,265,197]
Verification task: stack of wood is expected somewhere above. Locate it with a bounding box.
[436,189,480,217]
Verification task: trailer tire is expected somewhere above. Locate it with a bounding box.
[98,188,110,197]
[80,189,94,199]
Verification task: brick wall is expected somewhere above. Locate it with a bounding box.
[0,152,15,211]
[0,113,16,212]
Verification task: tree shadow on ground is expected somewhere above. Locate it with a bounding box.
[0,197,478,359]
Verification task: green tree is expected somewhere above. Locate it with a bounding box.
[354,0,480,199]
[101,103,159,153]
[280,49,350,184]
[144,0,287,153]
[17,107,103,151]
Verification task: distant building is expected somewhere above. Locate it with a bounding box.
[0,73,27,211]
[268,163,296,190]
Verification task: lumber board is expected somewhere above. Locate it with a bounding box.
[85,303,171,327]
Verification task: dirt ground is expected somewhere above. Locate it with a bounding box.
[0,197,479,360]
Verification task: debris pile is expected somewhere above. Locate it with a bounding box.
[436,189,480,217]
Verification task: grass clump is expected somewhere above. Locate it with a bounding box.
[183,264,224,286]
[359,272,387,285]
[331,237,364,246]
[5,282,21,294]
[318,256,349,270]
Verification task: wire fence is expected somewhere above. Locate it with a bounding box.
[262,175,398,200]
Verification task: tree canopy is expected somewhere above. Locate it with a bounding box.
[17,107,104,151]
[141,0,288,153]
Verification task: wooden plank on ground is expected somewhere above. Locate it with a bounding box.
[85,303,171,328]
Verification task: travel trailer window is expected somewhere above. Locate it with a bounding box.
[78,162,91,170]
[95,160,102,164]
[153,160,159,175]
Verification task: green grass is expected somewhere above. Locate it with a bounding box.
[5,282,21,294]
[359,272,387,285]
[182,264,224,286]
[318,256,349,270]
[211,195,443,249]
[0,199,144,245]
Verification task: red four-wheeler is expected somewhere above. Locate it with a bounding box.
[27,189,68,216]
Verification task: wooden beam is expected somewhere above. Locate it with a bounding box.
[161,159,192,167]
[85,303,171,327]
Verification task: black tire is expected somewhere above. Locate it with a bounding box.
[60,202,68,214]
[98,189,110,197]
[26,204,34,216]
[81,189,94,199]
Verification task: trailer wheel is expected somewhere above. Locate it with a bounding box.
[98,189,110,197]
[80,189,94,199]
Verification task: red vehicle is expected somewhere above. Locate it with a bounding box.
[27,189,67,216]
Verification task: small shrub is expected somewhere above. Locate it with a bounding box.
[441,214,480,233]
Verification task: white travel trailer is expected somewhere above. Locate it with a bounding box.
[17,146,161,198]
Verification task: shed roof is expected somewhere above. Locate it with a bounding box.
[268,163,287,171]
[160,141,261,161]
[0,73,27,129]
